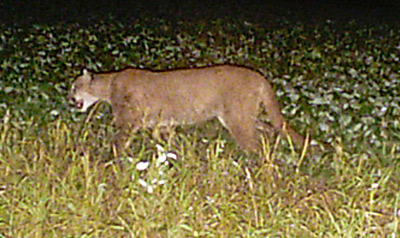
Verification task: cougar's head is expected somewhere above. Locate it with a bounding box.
[69,69,101,112]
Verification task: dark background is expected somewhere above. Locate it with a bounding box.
[1,0,399,26]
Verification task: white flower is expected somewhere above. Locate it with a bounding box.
[138,179,154,194]
[155,144,177,165]
[151,179,158,184]
[136,161,150,171]
[156,144,165,153]
[138,179,147,187]
[157,180,166,185]
[166,152,177,160]
[157,153,168,163]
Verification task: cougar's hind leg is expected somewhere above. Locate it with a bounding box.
[255,119,279,145]
[262,93,305,147]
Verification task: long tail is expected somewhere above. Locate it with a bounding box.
[261,83,305,147]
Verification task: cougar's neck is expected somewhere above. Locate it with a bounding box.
[91,73,114,103]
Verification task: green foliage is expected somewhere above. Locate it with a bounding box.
[0,17,399,237]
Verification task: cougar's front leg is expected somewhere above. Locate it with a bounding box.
[112,108,141,157]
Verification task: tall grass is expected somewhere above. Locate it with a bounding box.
[0,15,399,237]
[0,109,398,237]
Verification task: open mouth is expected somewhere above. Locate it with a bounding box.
[75,100,84,110]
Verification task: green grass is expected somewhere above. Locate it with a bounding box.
[0,16,400,237]
[1,117,398,237]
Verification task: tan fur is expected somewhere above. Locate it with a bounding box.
[69,65,304,152]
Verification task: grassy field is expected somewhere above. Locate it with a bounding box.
[0,13,400,237]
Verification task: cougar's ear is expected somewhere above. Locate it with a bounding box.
[82,68,92,81]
